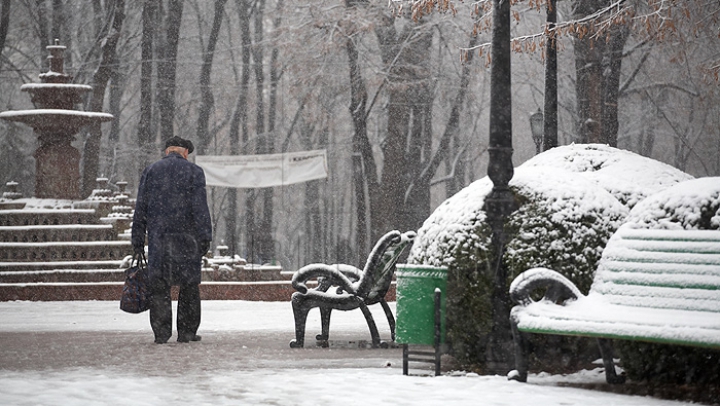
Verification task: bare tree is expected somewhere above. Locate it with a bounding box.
[195,0,228,155]
[81,0,126,196]
[156,0,184,141]
[138,0,158,172]
[0,0,10,66]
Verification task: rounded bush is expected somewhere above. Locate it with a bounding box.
[408,166,627,367]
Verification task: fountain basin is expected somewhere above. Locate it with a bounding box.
[0,109,114,133]
[20,83,93,109]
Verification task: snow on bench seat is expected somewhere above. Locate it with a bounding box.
[514,293,720,348]
[508,227,720,384]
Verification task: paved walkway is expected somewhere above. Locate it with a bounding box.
[0,300,410,375]
[0,330,404,374]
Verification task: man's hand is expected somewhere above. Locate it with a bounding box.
[133,245,144,256]
[199,240,211,256]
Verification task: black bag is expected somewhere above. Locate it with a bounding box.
[120,253,151,313]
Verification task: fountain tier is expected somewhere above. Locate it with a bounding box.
[0,41,114,199]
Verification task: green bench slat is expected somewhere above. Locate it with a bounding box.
[601,260,719,276]
[590,283,720,312]
[602,248,720,265]
[594,271,720,290]
[610,239,720,254]
[618,228,720,243]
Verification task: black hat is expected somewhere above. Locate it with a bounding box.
[164,136,194,154]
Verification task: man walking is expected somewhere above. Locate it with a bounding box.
[131,136,212,344]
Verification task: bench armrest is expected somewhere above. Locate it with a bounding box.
[291,263,361,294]
[510,267,583,306]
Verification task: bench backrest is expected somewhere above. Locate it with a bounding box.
[356,230,416,303]
[592,228,720,313]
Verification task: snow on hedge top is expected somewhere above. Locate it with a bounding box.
[520,144,693,208]
[621,176,720,230]
[408,165,627,273]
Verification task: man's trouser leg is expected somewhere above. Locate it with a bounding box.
[149,278,172,343]
[177,283,201,339]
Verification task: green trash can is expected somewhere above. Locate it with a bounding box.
[395,264,448,346]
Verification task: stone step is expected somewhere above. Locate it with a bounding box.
[0,224,117,242]
[0,281,396,302]
[0,266,293,283]
[0,260,127,271]
[0,241,131,262]
[0,209,99,226]
[0,269,125,283]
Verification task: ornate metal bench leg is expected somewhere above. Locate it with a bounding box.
[316,306,332,344]
[359,302,382,348]
[597,338,625,384]
[507,313,528,382]
[380,300,396,341]
[289,294,309,348]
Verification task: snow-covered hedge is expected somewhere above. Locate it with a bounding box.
[407,166,628,367]
[519,144,693,209]
[408,166,628,293]
[621,176,720,230]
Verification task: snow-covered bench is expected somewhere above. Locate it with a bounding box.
[507,227,720,384]
[289,230,416,348]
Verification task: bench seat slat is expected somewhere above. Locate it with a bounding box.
[602,247,720,265]
[619,228,720,242]
[612,239,720,254]
[601,260,719,276]
[589,283,720,312]
[594,269,720,291]
[513,296,720,348]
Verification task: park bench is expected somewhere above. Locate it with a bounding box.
[289,230,416,348]
[507,227,720,384]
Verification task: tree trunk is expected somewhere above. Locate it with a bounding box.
[246,0,275,263]
[195,0,228,155]
[573,0,606,144]
[51,0,67,66]
[261,0,283,263]
[224,0,252,256]
[104,66,125,179]
[0,0,10,66]
[410,17,479,229]
[373,12,433,238]
[573,0,627,146]
[600,23,629,147]
[156,0,184,141]
[344,15,374,255]
[35,0,50,69]
[138,0,157,173]
[80,0,125,197]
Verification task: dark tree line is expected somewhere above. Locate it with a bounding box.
[0,0,718,271]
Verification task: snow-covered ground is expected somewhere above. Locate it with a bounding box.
[0,300,693,406]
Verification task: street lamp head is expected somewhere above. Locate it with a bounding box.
[529,108,544,154]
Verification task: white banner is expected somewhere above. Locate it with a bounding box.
[195,149,328,188]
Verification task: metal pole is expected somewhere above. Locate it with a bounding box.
[543,0,558,150]
[434,288,442,376]
[483,0,517,373]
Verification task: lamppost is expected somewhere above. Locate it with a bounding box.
[529,109,544,154]
[483,0,517,373]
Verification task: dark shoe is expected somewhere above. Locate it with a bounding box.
[154,338,168,344]
[177,334,201,343]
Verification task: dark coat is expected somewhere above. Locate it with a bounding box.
[131,152,212,285]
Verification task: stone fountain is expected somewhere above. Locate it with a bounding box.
[0,40,113,200]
